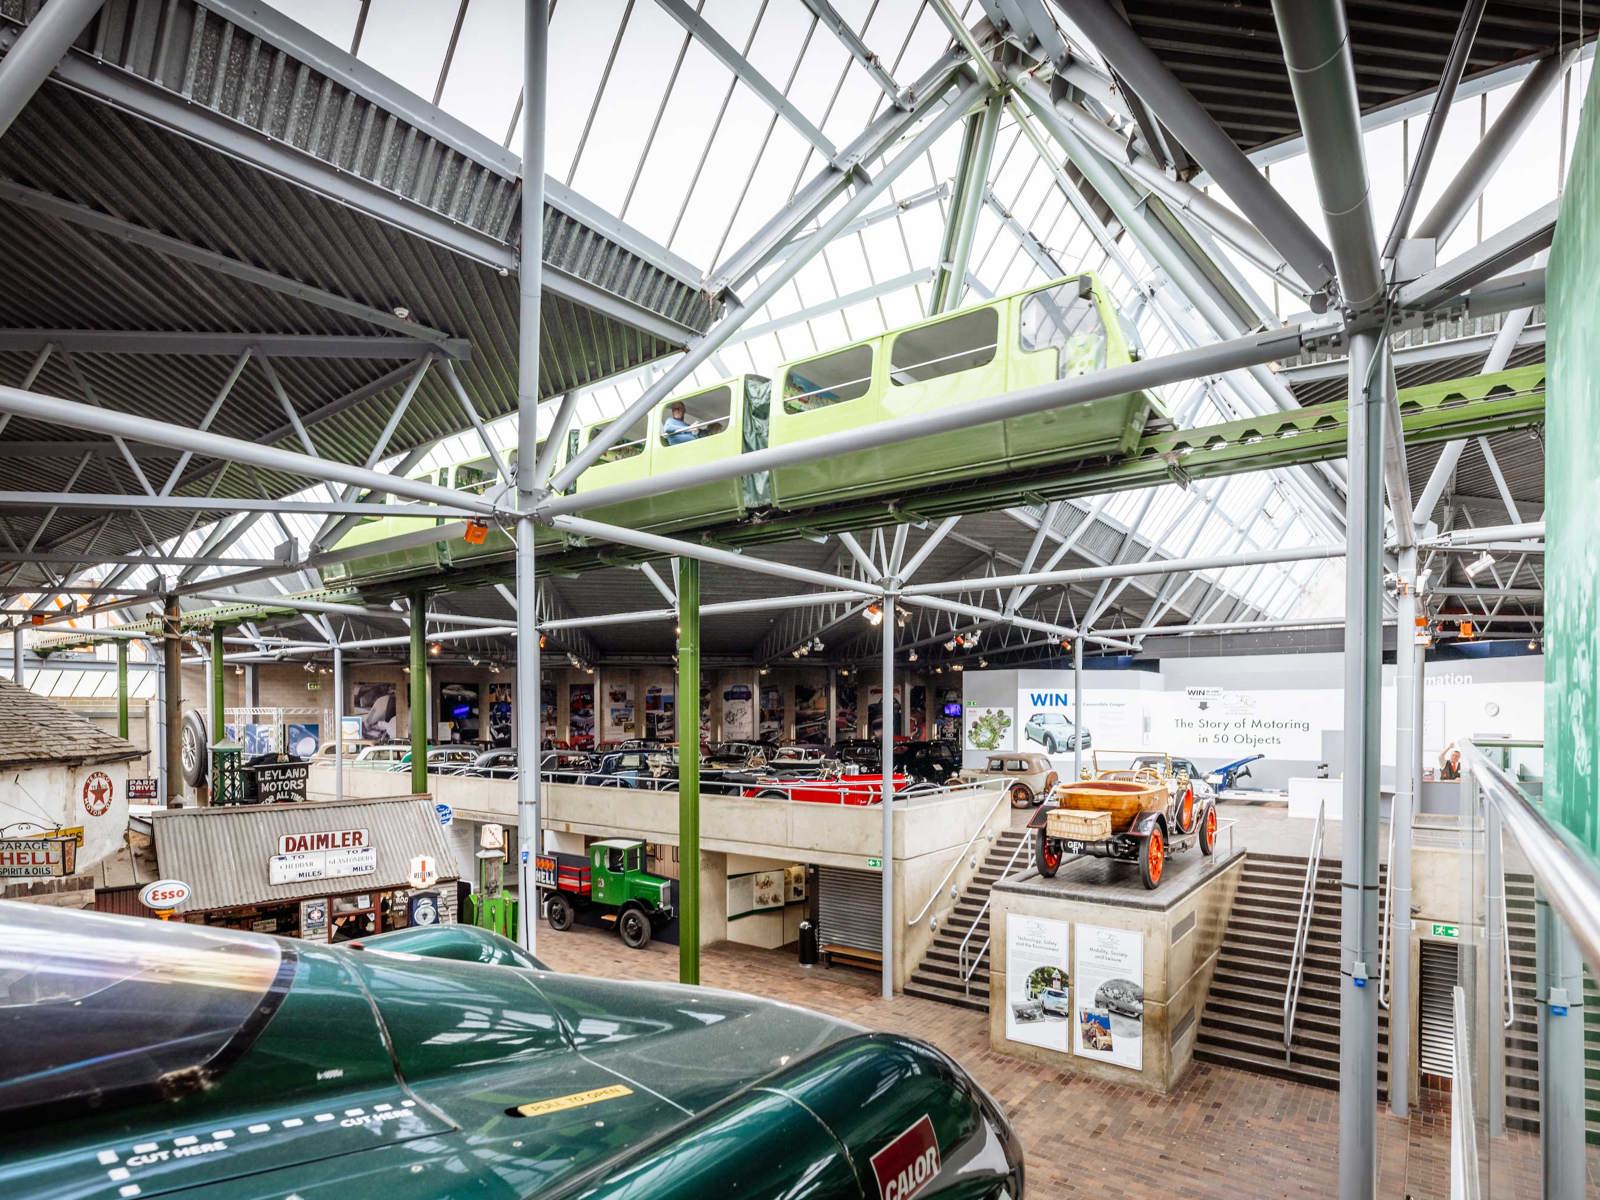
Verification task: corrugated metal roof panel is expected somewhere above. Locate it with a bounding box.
[151,794,458,913]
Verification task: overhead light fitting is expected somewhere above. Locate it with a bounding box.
[979,658,988,668]
[1465,552,1495,579]
[907,649,918,662]
[392,305,411,320]
[428,641,442,656]
[864,603,883,626]
[1529,639,1540,651]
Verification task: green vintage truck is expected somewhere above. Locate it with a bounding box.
[536,838,675,949]
[0,902,1024,1198]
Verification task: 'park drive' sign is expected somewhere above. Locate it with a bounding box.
[269,827,374,886]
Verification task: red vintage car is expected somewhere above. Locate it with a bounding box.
[743,770,911,805]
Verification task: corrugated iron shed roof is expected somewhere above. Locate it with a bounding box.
[151,794,457,913]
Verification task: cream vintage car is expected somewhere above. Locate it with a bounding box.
[950,751,1061,808]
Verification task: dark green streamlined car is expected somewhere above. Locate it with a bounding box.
[0,902,1023,1199]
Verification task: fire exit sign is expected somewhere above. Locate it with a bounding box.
[1430,922,1460,940]
[865,856,882,870]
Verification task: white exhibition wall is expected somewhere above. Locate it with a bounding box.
[961,652,1545,789]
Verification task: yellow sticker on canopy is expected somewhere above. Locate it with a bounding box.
[513,1084,633,1118]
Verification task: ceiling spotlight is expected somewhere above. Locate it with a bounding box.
[1059,638,1073,650]
[952,663,963,672]
[759,666,769,675]
[811,637,824,651]
[934,665,944,674]
[392,305,411,320]
[1465,551,1495,579]
[943,639,957,651]
[428,641,443,656]
[979,658,988,668]
[864,603,883,626]
[233,665,243,676]
[1528,639,1540,651]
[907,648,918,662]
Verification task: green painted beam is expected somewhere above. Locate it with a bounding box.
[210,625,225,758]
[116,640,128,739]
[410,589,427,796]
[676,558,700,985]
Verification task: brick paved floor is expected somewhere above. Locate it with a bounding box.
[534,923,1561,1198]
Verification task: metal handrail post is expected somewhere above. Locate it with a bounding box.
[907,778,1012,927]
[1485,789,1506,1136]
[1284,799,1327,1059]
[958,829,1034,994]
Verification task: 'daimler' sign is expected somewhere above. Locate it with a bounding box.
[269,827,375,886]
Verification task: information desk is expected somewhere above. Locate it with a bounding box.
[988,843,1244,1094]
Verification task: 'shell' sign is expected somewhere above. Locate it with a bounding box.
[278,828,368,856]
[0,838,75,878]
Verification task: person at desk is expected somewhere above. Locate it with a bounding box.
[662,401,697,445]
[1439,742,1463,781]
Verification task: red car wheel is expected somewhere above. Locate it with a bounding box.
[1141,829,1164,889]
[1037,834,1062,878]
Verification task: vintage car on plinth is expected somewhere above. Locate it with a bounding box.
[1028,750,1217,888]
[949,751,1061,808]
[0,903,1024,1198]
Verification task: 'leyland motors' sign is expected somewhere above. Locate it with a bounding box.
[269,827,375,886]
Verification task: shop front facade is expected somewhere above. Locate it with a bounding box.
[149,796,461,940]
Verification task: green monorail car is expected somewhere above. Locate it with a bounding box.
[769,272,1153,507]
[329,273,1155,588]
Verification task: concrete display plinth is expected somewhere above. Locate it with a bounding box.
[989,844,1245,1094]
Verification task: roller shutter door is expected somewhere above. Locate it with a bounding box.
[1418,940,1460,1076]
[815,866,883,952]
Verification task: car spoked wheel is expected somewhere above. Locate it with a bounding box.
[1180,786,1195,833]
[1009,782,1034,809]
[618,907,652,949]
[1036,834,1061,878]
[1140,829,1164,889]
[1200,805,1218,856]
[546,892,574,931]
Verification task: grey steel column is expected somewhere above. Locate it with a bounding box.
[1485,797,1505,1135]
[929,94,1002,315]
[1538,897,1586,1198]
[1389,547,1417,1117]
[332,643,345,804]
[1072,637,1083,780]
[1340,331,1384,1200]
[163,596,183,808]
[513,0,548,956]
[0,0,104,141]
[11,624,22,684]
[881,593,895,999]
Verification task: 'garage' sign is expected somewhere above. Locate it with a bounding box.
[0,838,76,878]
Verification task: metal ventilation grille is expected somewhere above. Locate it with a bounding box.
[1418,939,1461,1076]
[815,866,882,953]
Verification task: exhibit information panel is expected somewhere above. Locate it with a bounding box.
[1004,914,1070,1051]
[1547,60,1600,857]
[1072,924,1144,1071]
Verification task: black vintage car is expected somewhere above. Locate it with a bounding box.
[898,740,962,785]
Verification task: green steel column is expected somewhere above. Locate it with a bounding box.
[116,640,129,740]
[677,558,700,985]
[410,590,427,795]
[209,625,224,781]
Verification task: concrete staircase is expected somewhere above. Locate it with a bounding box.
[1197,852,1390,1093]
[904,828,1031,1012]
[1501,872,1600,1143]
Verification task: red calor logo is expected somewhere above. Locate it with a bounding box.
[870,1114,940,1200]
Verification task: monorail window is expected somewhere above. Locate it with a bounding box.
[589,414,648,462]
[660,385,732,447]
[890,307,999,385]
[454,461,495,495]
[1019,283,1106,377]
[783,344,874,413]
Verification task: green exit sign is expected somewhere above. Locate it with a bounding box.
[1431,922,1460,940]
[865,856,882,870]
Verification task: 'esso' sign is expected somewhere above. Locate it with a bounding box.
[139,879,192,910]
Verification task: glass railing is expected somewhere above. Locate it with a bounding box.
[1453,738,1598,1198]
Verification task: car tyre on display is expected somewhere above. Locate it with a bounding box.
[546,892,575,931]
[1140,828,1164,890]
[180,709,208,786]
[1036,833,1061,878]
[757,788,789,800]
[1009,781,1034,808]
[618,905,652,949]
[1199,804,1218,856]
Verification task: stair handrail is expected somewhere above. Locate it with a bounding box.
[957,828,1035,995]
[1491,815,1516,1030]
[1378,805,1396,1010]
[906,777,1013,928]
[1283,798,1327,1060]
[1463,743,1600,984]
